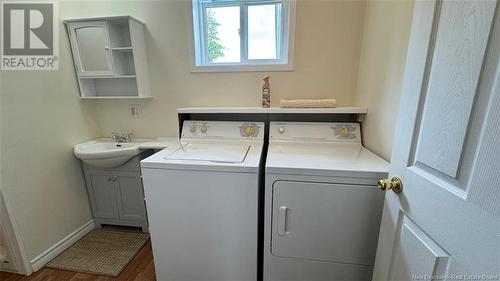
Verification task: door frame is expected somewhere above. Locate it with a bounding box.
[0,188,31,275]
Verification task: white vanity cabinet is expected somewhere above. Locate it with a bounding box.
[64,16,151,99]
[82,151,153,232]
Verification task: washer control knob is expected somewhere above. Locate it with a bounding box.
[339,127,350,137]
[190,125,197,133]
[244,125,256,137]
[243,124,256,137]
[201,126,208,133]
[278,127,285,134]
[240,123,259,137]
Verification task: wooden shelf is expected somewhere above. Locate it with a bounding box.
[177,107,368,114]
[80,96,153,100]
[79,75,136,79]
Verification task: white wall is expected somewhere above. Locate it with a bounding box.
[0,14,101,261]
[61,0,367,138]
[356,0,415,160]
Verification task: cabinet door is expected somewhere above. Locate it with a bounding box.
[114,172,147,222]
[85,171,119,219]
[67,21,114,76]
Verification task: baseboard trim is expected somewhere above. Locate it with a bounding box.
[30,220,95,272]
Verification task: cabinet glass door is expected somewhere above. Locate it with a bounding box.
[68,21,114,76]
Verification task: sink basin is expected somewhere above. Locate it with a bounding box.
[74,139,142,168]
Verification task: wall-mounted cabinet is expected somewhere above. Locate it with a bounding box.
[64,16,152,99]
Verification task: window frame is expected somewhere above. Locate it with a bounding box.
[189,0,296,72]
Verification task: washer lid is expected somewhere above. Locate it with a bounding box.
[165,143,251,163]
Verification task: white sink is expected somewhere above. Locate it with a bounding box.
[74,139,142,168]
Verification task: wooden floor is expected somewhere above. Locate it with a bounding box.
[0,241,156,281]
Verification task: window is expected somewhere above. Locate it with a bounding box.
[190,0,295,72]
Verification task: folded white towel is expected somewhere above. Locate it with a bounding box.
[280,99,337,108]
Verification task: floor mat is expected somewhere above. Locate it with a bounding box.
[46,228,149,277]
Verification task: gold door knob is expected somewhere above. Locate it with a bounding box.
[378,176,403,194]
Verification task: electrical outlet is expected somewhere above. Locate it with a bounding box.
[129,104,142,118]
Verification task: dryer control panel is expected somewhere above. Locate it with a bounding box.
[182,121,264,140]
[270,122,361,142]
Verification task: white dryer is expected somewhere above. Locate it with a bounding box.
[141,121,264,281]
[264,122,389,281]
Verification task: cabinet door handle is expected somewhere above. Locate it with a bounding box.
[278,206,289,236]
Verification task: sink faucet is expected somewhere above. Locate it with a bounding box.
[112,132,133,143]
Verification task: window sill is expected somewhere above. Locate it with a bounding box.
[190,63,294,73]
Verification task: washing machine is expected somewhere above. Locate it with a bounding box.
[264,122,389,281]
[141,121,264,281]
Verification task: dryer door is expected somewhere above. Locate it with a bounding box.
[271,180,384,266]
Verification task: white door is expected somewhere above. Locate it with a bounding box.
[373,0,500,280]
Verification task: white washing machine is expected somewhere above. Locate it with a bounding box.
[141,121,264,281]
[264,122,389,281]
